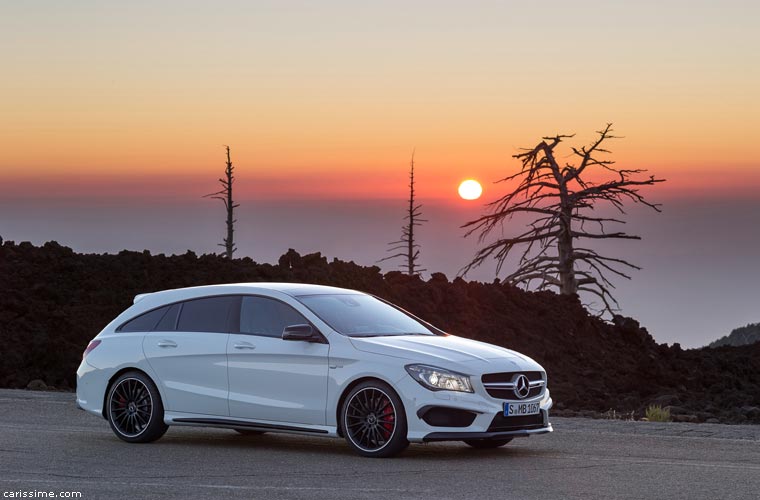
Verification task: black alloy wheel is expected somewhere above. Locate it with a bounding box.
[107,371,168,443]
[341,381,409,458]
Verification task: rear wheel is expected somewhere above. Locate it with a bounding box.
[463,438,512,449]
[106,371,168,443]
[341,381,409,458]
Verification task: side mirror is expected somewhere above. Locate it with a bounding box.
[282,324,315,341]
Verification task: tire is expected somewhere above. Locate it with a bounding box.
[341,380,409,458]
[234,429,265,436]
[463,438,512,449]
[106,371,168,443]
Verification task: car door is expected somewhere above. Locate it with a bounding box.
[227,295,329,425]
[142,296,237,416]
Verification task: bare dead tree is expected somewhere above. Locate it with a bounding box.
[204,145,239,259]
[461,124,664,315]
[379,150,427,276]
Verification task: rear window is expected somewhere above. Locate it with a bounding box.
[154,303,181,331]
[118,305,171,333]
[176,296,239,333]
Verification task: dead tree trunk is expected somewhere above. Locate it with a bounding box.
[406,153,418,276]
[204,146,239,259]
[462,124,664,315]
[557,204,576,295]
[379,150,427,276]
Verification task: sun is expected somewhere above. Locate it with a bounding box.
[458,179,482,200]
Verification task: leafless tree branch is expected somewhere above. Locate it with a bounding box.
[461,124,664,317]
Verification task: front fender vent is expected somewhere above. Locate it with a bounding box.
[417,406,477,428]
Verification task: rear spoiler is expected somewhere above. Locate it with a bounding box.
[133,293,152,304]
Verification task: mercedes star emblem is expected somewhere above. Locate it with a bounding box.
[513,374,531,399]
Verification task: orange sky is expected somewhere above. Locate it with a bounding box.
[1,1,758,201]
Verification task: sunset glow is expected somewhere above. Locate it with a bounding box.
[0,0,759,349]
[0,1,757,202]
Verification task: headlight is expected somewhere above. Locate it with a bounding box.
[405,364,473,393]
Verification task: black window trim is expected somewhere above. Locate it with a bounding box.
[117,294,240,334]
[173,303,183,331]
[117,293,326,342]
[116,304,172,333]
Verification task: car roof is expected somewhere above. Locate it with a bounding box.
[133,282,362,305]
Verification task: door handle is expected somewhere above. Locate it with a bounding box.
[233,342,256,350]
[157,340,177,348]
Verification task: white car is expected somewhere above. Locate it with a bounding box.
[76,283,553,457]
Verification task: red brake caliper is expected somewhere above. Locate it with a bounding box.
[381,398,394,439]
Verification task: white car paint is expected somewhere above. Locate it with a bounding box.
[142,331,229,416]
[76,283,553,446]
[227,332,330,424]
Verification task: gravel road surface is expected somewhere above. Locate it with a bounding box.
[1,389,759,499]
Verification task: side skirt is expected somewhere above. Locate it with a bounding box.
[170,417,331,435]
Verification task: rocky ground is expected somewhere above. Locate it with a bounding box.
[1,240,758,424]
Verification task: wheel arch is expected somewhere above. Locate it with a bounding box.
[335,375,403,437]
[101,367,158,419]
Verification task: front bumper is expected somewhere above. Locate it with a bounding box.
[423,423,553,442]
[395,374,554,442]
[423,407,553,442]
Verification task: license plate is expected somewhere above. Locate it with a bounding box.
[504,401,540,417]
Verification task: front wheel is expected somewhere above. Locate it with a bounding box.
[463,438,512,449]
[106,371,168,443]
[341,381,409,458]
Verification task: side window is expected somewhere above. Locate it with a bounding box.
[176,296,239,333]
[240,296,309,338]
[154,303,181,331]
[118,305,171,333]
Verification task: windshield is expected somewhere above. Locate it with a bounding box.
[296,294,436,337]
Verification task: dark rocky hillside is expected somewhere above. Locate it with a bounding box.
[709,323,760,348]
[1,240,758,424]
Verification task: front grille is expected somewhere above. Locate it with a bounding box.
[487,411,546,432]
[481,371,544,400]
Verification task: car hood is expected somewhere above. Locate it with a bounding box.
[349,334,543,373]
